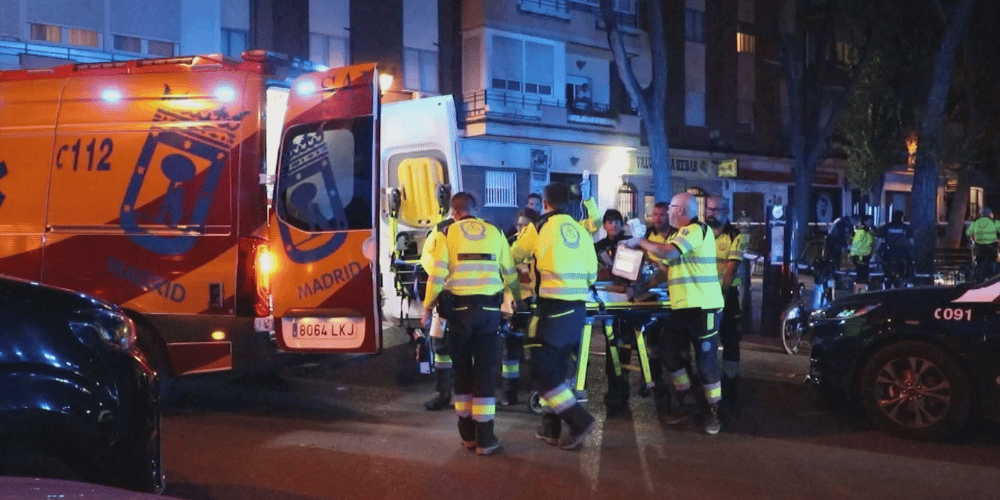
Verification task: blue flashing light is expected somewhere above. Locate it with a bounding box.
[100,89,122,103]
[214,86,237,103]
[296,80,317,96]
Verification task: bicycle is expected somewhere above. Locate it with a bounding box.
[781,258,834,355]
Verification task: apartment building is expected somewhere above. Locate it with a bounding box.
[0,0,858,234]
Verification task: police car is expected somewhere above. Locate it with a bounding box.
[806,275,1000,441]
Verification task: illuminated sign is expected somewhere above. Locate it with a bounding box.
[718,158,738,178]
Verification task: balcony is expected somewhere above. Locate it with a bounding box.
[518,0,572,20]
[461,90,641,144]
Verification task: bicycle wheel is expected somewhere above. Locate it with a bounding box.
[781,305,804,355]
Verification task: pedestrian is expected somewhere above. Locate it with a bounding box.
[506,193,543,239]
[627,192,725,435]
[850,216,874,293]
[422,192,519,455]
[511,182,599,450]
[420,214,456,412]
[965,207,999,282]
[705,196,745,414]
[500,206,540,406]
[592,208,633,414]
[873,210,914,288]
[826,214,853,272]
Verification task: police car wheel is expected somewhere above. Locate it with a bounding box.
[859,340,970,442]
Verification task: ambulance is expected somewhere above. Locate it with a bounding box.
[0,50,449,378]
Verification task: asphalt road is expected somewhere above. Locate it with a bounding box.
[155,330,1000,500]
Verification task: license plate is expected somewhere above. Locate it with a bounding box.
[280,316,365,350]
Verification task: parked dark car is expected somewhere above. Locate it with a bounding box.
[806,276,1000,441]
[0,275,163,492]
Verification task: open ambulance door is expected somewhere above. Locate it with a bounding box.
[267,64,381,354]
[379,96,460,331]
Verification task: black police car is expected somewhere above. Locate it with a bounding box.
[806,275,1000,441]
[0,275,163,492]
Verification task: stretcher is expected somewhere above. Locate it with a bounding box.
[522,283,671,414]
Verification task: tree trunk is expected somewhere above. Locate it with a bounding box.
[910,0,978,274]
[944,164,972,248]
[601,0,672,201]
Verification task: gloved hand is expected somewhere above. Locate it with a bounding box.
[625,236,644,249]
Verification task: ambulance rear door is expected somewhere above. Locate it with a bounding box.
[268,63,381,354]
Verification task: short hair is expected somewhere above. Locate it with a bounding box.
[450,192,477,213]
[983,207,993,217]
[602,209,623,224]
[892,210,904,223]
[517,207,540,223]
[525,193,542,204]
[543,183,570,211]
[653,201,670,211]
[707,195,729,212]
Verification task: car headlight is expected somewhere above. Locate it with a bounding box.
[816,303,881,321]
[69,309,137,350]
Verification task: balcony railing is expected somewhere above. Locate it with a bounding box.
[461,90,632,128]
[0,39,128,64]
[518,0,571,20]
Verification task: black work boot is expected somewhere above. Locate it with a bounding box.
[424,369,452,411]
[559,403,596,450]
[475,421,501,455]
[703,403,721,435]
[535,413,561,446]
[500,378,520,406]
[458,416,476,450]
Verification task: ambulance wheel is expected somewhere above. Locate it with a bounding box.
[528,391,545,414]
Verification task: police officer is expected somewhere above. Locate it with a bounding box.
[628,192,725,435]
[873,210,914,287]
[705,196,745,412]
[422,192,519,455]
[966,207,999,282]
[512,182,599,450]
[421,215,456,411]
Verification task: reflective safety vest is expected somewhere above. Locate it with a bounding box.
[849,228,873,257]
[966,217,999,244]
[512,212,598,301]
[714,224,745,290]
[419,218,455,270]
[423,216,517,309]
[662,220,724,310]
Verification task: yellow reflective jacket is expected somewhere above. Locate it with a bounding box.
[850,228,873,257]
[966,217,999,244]
[662,220,724,310]
[512,212,598,301]
[423,217,517,309]
[714,224,745,290]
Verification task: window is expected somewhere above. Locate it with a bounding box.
[30,23,61,43]
[490,35,554,97]
[221,28,247,59]
[310,32,349,68]
[148,40,175,57]
[277,117,375,231]
[404,47,439,94]
[685,92,705,127]
[484,171,516,207]
[685,9,704,43]
[572,0,633,13]
[114,35,142,53]
[737,99,754,125]
[67,28,100,47]
[737,32,756,54]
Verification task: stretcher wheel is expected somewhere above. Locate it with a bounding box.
[527,391,545,414]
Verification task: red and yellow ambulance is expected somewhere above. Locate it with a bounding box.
[0,51,385,376]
